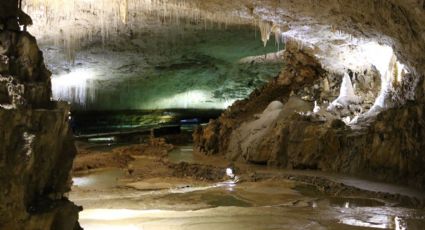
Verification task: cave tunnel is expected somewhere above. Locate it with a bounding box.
[1,0,425,229]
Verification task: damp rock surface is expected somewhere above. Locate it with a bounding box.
[0,2,80,229]
[194,39,425,190]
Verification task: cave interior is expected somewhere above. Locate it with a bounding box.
[1,0,425,229]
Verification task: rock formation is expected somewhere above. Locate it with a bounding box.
[194,38,425,190]
[191,1,425,192]
[1,0,424,228]
[0,1,81,229]
[194,40,325,157]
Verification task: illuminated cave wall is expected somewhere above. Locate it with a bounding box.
[45,26,283,110]
[24,0,285,111]
[26,0,424,113]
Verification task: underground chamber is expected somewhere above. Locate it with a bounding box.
[1,0,425,229]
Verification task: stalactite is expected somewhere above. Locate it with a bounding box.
[272,24,281,49]
[259,20,272,47]
[24,0,248,62]
[392,61,399,87]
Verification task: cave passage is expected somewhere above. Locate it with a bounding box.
[2,0,425,230]
[47,25,283,134]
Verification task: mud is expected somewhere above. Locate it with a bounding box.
[72,137,173,172]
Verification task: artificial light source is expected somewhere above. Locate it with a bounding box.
[87,137,116,143]
[226,167,235,179]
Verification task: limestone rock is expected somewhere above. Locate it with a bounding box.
[194,41,425,190]
[0,1,81,229]
[194,41,325,160]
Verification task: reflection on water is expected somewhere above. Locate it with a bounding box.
[395,216,407,230]
[338,209,413,230]
[73,169,125,189]
[339,215,390,229]
[79,205,425,230]
[329,197,386,208]
[71,148,425,230]
[71,109,222,135]
[168,145,195,163]
[73,170,425,230]
[201,193,252,207]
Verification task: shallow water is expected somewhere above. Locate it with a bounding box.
[71,145,425,230]
[168,145,195,163]
[72,168,125,189]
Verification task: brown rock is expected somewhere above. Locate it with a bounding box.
[0,1,80,229]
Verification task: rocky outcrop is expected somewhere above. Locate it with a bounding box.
[194,40,325,156]
[194,40,425,190]
[0,1,81,229]
[255,102,425,189]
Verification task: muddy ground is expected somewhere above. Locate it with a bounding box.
[72,136,425,209]
[73,135,227,180]
[69,135,425,229]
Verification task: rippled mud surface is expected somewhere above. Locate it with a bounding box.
[70,144,425,230]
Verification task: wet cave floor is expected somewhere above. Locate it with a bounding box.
[70,134,425,230]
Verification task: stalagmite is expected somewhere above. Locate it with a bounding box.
[328,72,360,110]
[313,101,320,113]
[340,73,359,103]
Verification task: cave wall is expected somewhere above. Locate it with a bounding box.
[192,0,425,189]
[194,40,425,190]
[45,25,283,111]
[24,0,425,110]
[193,0,425,106]
[193,0,425,76]
[0,1,81,229]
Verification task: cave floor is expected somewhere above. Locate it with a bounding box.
[69,142,425,230]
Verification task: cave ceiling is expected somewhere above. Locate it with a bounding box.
[22,0,425,110]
